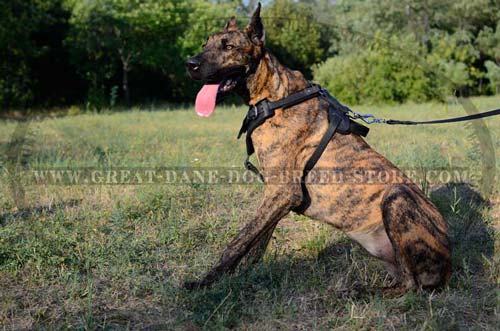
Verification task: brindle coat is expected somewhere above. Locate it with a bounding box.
[185,4,451,291]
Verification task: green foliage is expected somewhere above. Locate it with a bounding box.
[313,34,439,105]
[477,22,500,63]
[0,0,69,109]
[178,0,239,59]
[2,0,500,109]
[110,85,119,107]
[425,31,481,96]
[313,0,500,104]
[485,61,500,94]
[85,84,108,111]
[263,0,324,75]
[66,0,188,105]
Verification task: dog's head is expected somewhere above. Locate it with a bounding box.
[185,3,265,116]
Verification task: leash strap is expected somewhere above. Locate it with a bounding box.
[350,107,500,125]
[384,108,500,125]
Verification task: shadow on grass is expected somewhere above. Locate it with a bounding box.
[178,240,358,329]
[0,199,81,226]
[177,183,496,330]
[24,183,495,330]
[430,183,495,272]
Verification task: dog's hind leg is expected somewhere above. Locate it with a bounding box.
[381,184,452,290]
[347,225,400,280]
[185,184,302,289]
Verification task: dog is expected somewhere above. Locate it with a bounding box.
[184,3,451,292]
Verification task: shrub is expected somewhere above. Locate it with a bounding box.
[485,61,500,94]
[313,36,440,105]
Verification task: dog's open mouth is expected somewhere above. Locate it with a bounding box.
[195,72,242,117]
[219,77,238,94]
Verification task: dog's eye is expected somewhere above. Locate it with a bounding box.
[225,44,235,50]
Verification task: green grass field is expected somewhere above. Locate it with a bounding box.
[1,97,499,330]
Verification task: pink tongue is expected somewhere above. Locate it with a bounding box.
[195,84,220,117]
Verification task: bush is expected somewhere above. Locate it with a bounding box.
[485,61,500,94]
[313,35,441,105]
[263,0,324,76]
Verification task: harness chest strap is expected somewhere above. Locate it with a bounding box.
[237,84,369,182]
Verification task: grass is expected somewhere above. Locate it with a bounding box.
[0,96,499,330]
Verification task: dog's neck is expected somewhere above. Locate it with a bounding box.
[244,51,309,105]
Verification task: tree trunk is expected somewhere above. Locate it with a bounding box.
[122,63,131,108]
[422,10,431,51]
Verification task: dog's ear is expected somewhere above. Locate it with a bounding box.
[224,16,238,31]
[245,3,265,45]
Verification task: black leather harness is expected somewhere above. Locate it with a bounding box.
[236,84,500,211]
[237,84,369,212]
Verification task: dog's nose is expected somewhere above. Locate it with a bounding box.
[186,57,200,72]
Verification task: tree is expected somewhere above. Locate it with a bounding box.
[3,0,500,109]
[263,0,324,75]
[66,0,186,107]
[0,0,35,109]
[485,61,500,94]
[0,0,74,110]
[477,22,500,65]
[313,34,439,105]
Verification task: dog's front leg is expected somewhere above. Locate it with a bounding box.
[241,223,278,266]
[185,184,302,289]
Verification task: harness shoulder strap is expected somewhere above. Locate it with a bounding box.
[292,105,344,213]
[303,106,343,175]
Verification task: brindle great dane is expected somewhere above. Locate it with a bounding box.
[184,4,451,292]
